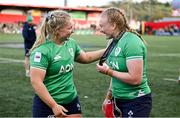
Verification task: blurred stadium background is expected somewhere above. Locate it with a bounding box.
[0,0,180,35]
[0,0,180,117]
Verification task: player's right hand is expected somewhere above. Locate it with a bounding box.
[52,104,68,117]
[96,63,109,74]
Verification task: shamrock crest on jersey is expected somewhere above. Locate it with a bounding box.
[69,48,74,57]
[115,47,121,57]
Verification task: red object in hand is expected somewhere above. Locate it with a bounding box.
[105,100,113,118]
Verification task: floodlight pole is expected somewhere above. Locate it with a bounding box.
[149,0,152,21]
[64,0,67,6]
[128,0,133,22]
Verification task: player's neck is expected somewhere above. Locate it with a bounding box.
[55,40,65,45]
[113,30,124,40]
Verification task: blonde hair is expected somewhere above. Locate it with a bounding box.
[102,7,146,44]
[31,10,71,51]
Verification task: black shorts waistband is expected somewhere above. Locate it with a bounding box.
[114,93,152,103]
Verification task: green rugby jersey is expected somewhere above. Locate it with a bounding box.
[30,38,81,104]
[107,32,151,100]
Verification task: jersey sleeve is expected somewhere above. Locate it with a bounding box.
[74,44,81,58]
[124,36,144,61]
[30,49,49,70]
[70,38,81,59]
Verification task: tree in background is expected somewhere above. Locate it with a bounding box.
[103,0,172,22]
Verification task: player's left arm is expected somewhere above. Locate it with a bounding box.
[112,59,143,85]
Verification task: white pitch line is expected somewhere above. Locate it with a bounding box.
[163,78,178,82]
[0,57,24,63]
[150,53,180,57]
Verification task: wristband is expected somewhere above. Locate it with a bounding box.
[106,68,113,76]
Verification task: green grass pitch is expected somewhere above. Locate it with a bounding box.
[0,33,180,117]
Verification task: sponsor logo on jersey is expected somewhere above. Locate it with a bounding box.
[109,61,119,70]
[34,52,41,62]
[115,47,121,56]
[59,63,74,73]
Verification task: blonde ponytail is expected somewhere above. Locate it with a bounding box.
[30,18,47,52]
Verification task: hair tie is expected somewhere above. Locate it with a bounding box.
[46,13,55,22]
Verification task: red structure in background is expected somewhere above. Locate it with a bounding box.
[0,3,103,26]
[144,21,180,30]
[143,20,180,34]
[0,14,40,25]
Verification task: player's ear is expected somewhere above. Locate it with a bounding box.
[112,23,117,30]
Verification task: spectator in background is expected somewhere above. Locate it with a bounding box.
[22,15,36,77]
